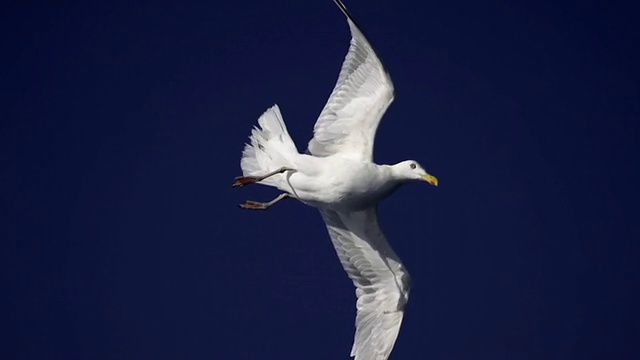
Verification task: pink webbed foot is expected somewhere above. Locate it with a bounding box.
[233,176,260,188]
[238,200,269,210]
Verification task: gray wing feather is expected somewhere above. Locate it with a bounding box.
[307,0,394,161]
[320,208,411,360]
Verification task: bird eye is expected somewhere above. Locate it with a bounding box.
[410,163,416,169]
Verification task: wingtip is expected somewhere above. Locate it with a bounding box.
[333,0,348,14]
[333,0,373,50]
[333,0,357,25]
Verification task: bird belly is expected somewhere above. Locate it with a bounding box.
[286,164,395,211]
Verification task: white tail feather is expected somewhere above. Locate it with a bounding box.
[240,105,298,188]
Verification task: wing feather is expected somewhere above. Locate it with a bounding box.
[320,208,411,360]
[307,0,394,161]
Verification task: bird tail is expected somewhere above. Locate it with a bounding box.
[240,105,299,188]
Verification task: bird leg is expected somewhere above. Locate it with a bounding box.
[239,193,290,210]
[232,167,294,188]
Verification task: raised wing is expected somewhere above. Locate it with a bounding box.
[307,0,395,161]
[320,208,411,360]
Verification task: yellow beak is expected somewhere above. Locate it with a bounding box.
[422,174,438,186]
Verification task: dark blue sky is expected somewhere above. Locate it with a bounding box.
[3,1,639,359]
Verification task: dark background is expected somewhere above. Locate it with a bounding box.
[3,0,639,359]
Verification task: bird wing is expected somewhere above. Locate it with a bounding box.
[320,207,411,360]
[307,0,394,161]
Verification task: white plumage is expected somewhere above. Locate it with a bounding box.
[236,1,438,359]
[241,105,297,188]
[321,208,410,360]
[308,10,394,160]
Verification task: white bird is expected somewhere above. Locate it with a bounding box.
[234,1,438,359]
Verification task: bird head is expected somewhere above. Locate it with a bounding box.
[391,160,438,186]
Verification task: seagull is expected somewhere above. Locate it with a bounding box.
[233,1,438,359]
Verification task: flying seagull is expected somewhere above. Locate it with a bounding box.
[233,0,438,359]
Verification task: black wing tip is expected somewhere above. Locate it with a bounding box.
[333,0,361,28]
[332,0,392,75]
[333,0,350,17]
